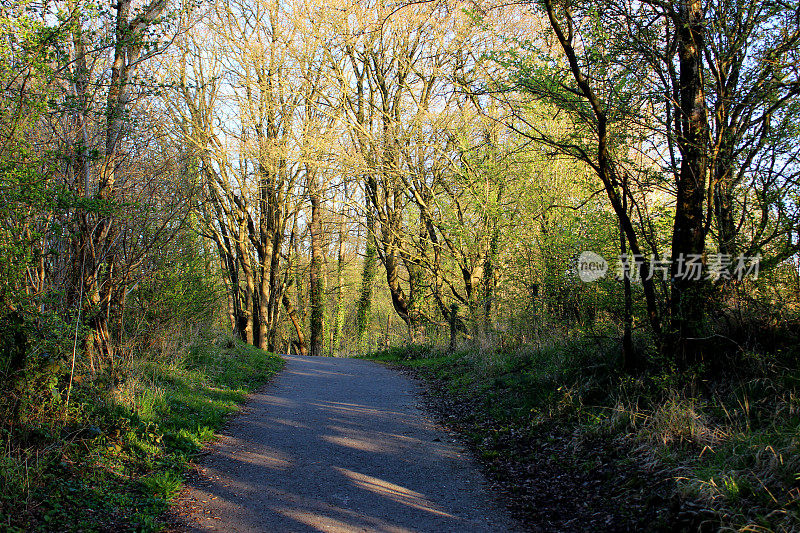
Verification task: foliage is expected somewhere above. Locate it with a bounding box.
[128,231,222,332]
[0,334,283,532]
[366,314,800,531]
[0,0,798,530]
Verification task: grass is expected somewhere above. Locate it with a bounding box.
[363,337,800,531]
[140,471,183,501]
[0,334,284,532]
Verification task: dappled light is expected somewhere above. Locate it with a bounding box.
[273,506,416,533]
[322,432,396,454]
[310,401,411,420]
[215,441,293,472]
[1,0,798,529]
[334,467,457,519]
[179,356,516,532]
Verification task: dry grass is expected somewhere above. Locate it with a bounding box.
[369,327,800,531]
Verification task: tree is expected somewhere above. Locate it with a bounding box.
[65,0,174,366]
[174,0,337,352]
[495,0,800,368]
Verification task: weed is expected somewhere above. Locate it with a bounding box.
[140,470,183,501]
[0,334,284,531]
[365,334,800,531]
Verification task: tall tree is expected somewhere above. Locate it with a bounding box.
[497,0,800,367]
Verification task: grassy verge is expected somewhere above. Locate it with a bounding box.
[0,336,283,532]
[363,339,800,531]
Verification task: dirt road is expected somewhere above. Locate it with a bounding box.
[175,355,521,532]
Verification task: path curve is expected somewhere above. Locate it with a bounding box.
[175,355,521,532]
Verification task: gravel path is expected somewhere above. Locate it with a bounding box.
[175,355,521,532]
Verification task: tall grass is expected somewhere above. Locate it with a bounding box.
[0,330,283,532]
[364,324,800,531]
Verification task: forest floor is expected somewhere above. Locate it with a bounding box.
[364,342,800,532]
[171,355,521,532]
[0,337,283,532]
[382,362,681,532]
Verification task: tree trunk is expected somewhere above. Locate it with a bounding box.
[238,236,255,345]
[282,288,308,356]
[78,0,168,364]
[449,303,458,352]
[713,160,736,257]
[620,211,635,371]
[670,0,709,368]
[308,170,324,356]
[266,225,285,353]
[332,215,346,355]
[542,0,663,342]
[482,183,503,334]
[383,235,412,327]
[355,205,377,352]
[255,225,275,351]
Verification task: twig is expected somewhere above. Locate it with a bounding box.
[64,256,86,420]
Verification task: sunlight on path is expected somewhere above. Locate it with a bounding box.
[176,355,521,532]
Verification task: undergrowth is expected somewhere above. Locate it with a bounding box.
[0,334,283,532]
[365,336,800,531]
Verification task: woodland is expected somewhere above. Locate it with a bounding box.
[1,0,799,530]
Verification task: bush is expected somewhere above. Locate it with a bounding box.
[0,334,283,531]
